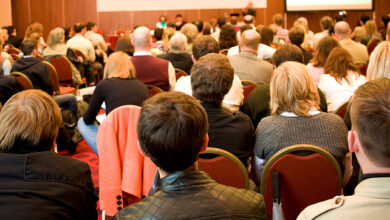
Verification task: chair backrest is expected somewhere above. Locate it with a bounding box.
[6,47,20,55]
[198,147,250,189]
[358,64,367,76]
[146,84,164,97]
[49,55,74,86]
[11,72,33,90]
[174,68,188,80]
[43,61,60,95]
[10,53,20,61]
[241,80,258,103]
[219,49,229,55]
[72,48,86,59]
[335,101,349,119]
[260,144,342,220]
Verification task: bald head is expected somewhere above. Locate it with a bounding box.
[334,21,351,40]
[240,30,260,52]
[133,26,151,50]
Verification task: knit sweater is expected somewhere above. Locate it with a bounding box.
[254,112,348,168]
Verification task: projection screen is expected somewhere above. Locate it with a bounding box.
[285,0,373,12]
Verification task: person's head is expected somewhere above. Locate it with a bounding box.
[73,23,86,34]
[103,51,135,79]
[217,17,226,28]
[159,15,167,22]
[335,21,351,40]
[240,30,260,52]
[247,1,254,8]
[180,23,199,44]
[115,35,134,56]
[218,24,237,50]
[47,27,65,47]
[0,29,8,42]
[273,13,284,26]
[4,25,15,35]
[296,17,309,32]
[240,24,254,34]
[0,90,62,153]
[311,36,340,67]
[132,26,151,50]
[192,20,204,33]
[366,41,390,80]
[270,61,319,116]
[154,28,164,41]
[359,14,370,25]
[349,78,390,170]
[169,33,187,53]
[272,44,303,67]
[260,26,274,46]
[325,47,359,84]
[25,22,43,38]
[175,14,183,22]
[381,14,390,28]
[364,20,377,36]
[191,53,234,106]
[230,16,238,25]
[351,26,365,42]
[137,92,209,173]
[244,15,254,25]
[202,22,212,35]
[320,16,334,31]
[192,35,220,61]
[86,21,96,31]
[288,26,305,47]
[21,38,38,56]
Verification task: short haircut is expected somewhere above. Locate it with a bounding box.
[86,21,95,31]
[241,30,260,49]
[219,24,237,50]
[244,15,254,24]
[320,16,334,30]
[230,16,238,25]
[0,90,62,153]
[381,14,390,27]
[73,23,85,33]
[350,78,390,167]
[192,35,220,61]
[311,36,340,67]
[191,53,234,105]
[325,47,359,84]
[137,92,208,172]
[270,61,320,116]
[202,23,211,35]
[217,17,226,27]
[273,13,283,26]
[272,44,303,67]
[116,36,134,56]
[103,52,135,79]
[260,27,274,45]
[154,28,164,41]
[47,27,65,47]
[180,23,199,43]
[240,24,253,33]
[192,20,204,33]
[133,26,151,48]
[366,41,390,80]
[21,38,38,55]
[168,33,187,53]
[360,14,370,25]
[288,26,305,47]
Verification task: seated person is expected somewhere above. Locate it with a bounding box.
[114,91,267,220]
[78,52,148,155]
[0,90,97,219]
[191,53,254,166]
[254,61,349,182]
[299,79,390,219]
[0,75,24,105]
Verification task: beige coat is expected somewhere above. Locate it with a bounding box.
[340,39,369,65]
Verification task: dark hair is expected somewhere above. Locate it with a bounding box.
[311,36,340,67]
[382,14,390,27]
[244,16,253,24]
[115,36,134,56]
[192,35,220,60]
[154,28,164,41]
[137,92,208,172]
[288,26,305,47]
[360,14,370,25]
[272,44,303,67]
[21,38,38,55]
[320,16,334,30]
[176,14,183,18]
[73,23,85,33]
[192,20,204,33]
[334,15,345,22]
[260,27,274,46]
[167,22,176,28]
[191,53,234,105]
[230,16,238,25]
[219,24,237,50]
[350,78,390,167]
[240,24,253,33]
[202,23,211,35]
[217,17,226,27]
[86,22,96,31]
[4,26,14,35]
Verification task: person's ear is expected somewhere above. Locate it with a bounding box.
[199,134,209,153]
[137,141,147,157]
[348,130,360,153]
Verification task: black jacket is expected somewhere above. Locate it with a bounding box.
[11,56,53,95]
[158,52,193,74]
[0,151,98,220]
[114,170,267,220]
[0,75,24,105]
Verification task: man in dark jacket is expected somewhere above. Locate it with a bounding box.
[11,38,53,95]
[114,91,267,220]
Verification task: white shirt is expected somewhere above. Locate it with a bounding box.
[66,34,96,62]
[318,72,367,112]
[85,31,108,51]
[227,44,276,60]
[307,63,325,85]
[174,74,244,112]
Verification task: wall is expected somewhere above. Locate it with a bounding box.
[10,0,390,40]
[0,0,13,27]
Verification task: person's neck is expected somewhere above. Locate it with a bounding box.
[135,48,150,53]
[241,48,257,55]
[75,33,83,37]
[158,163,198,179]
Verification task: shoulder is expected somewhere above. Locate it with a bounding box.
[298,196,345,220]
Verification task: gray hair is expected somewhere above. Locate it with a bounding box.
[169,33,187,53]
[47,27,65,47]
[133,26,151,48]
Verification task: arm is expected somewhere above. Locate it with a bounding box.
[88,42,96,62]
[168,62,176,91]
[83,84,104,124]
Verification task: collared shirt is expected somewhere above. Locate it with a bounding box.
[360,173,390,182]
[280,107,321,117]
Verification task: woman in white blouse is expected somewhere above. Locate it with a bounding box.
[318,47,367,112]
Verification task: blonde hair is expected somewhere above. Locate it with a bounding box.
[0,90,62,152]
[365,20,377,36]
[25,22,43,38]
[47,27,65,47]
[270,61,320,116]
[180,23,199,43]
[103,51,135,79]
[367,41,390,80]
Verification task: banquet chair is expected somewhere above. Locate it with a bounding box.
[10,72,33,90]
[241,80,258,103]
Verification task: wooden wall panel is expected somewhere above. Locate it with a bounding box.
[63,0,97,27]
[30,0,63,39]
[11,0,30,38]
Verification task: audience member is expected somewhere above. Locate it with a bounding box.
[0,90,97,219]
[131,26,176,91]
[242,1,256,18]
[3,25,22,49]
[273,13,288,42]
[180,23,199,54]
[24,22,46,52]
[299,78,390,219]
[115,35,134,56]
[313,16,333,47]
[219,24,238,50]
[192,19,204,33]
[307,36,341,84]
[158,33,193,74]
[174,35,244,112]
[288,25,313,64]
[0,75,24,105]
[78,52,148,155]
[156,15,167,29]
[174,14,186,30]
[254,61,348,182]
[228,30,273,85]
[85,21,108,63]
[0,37,12,76]
[366,41,390,80]
[211,16,226,41]
[334,21,369,65]
[361,20,382,46]
[378,14,390,40]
